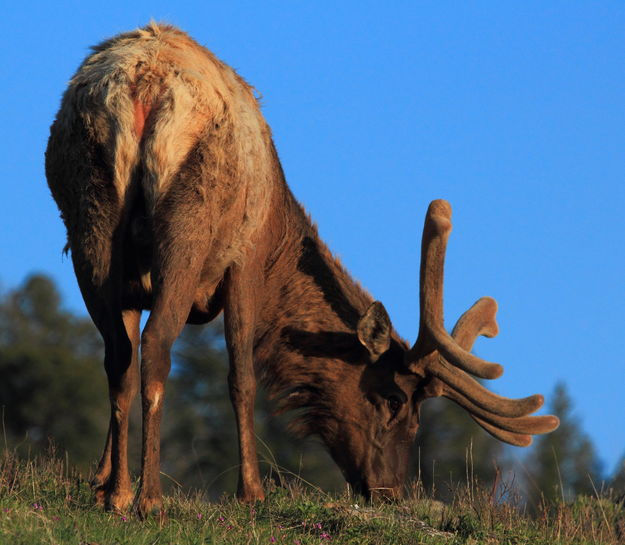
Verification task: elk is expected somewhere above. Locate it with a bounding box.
[45,23,558,517]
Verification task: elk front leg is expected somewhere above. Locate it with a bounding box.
[224,263,265,502]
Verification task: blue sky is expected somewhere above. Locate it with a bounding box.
[1,2,623,475]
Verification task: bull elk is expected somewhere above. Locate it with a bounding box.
[45,23,558,517]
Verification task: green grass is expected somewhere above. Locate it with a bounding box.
[0,451,622,545]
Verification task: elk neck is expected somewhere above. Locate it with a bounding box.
[252,176,390,402]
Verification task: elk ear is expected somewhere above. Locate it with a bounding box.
[357,301,391,362]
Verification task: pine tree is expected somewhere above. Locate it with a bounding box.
[610,454,625,499]
[525,382,603,506]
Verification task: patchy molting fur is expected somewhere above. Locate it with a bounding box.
[50,23,274,284]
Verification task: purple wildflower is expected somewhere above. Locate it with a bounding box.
[197,513,202,520]
[320,533,331,540]
[270,537,276,543]
[218,515,225,523]
[316,523,323,529]
[120,515,128,522]
[227,524,234,530]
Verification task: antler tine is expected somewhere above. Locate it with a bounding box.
[414,199,453,351]
[431,359,544,417]
[443,387,559,435]
[470,417,533,447]
[451,296,499,347]
[410,200,503,380]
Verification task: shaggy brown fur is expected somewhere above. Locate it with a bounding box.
[46,23,558,517]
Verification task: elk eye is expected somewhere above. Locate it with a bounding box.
[387,396,403,416]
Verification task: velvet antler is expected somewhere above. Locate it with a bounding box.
[407,200,559,446]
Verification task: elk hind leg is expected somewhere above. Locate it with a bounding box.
[47,102,141,511]
[103,309,140,511]
[73,269,140,511]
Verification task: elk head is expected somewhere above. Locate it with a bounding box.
[321,199,559,499]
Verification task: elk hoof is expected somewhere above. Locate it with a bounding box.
[106,488,135,513]
[135,495,165,521]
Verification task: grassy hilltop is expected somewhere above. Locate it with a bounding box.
[0,451,623,545]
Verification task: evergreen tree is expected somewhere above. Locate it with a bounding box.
[525,382,603,506]
[160,321,239,494]
[0,274,108,467]
[610,454,625,498]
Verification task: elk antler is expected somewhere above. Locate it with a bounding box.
[406,200,559,447]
